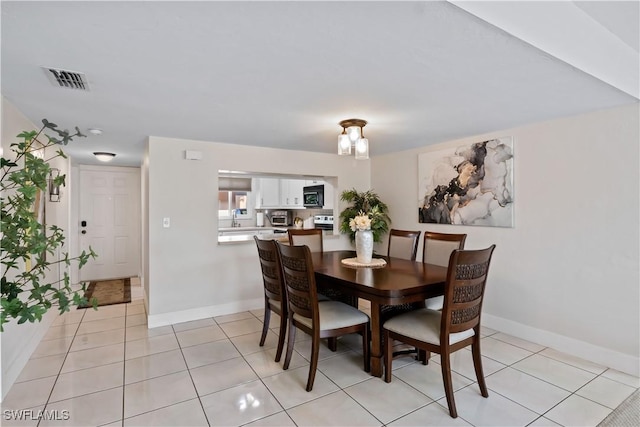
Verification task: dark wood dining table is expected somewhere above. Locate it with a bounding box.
[309,250,448,377]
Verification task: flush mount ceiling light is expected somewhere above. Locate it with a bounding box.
[87,128,103,135]
[93,152,116,162]
[338,118,369,160]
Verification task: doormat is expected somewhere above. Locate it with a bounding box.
[598,388,639,426]
[78,277,132,308]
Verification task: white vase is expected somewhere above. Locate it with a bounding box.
[355,230,373,264]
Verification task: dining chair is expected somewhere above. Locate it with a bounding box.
[387,229,421,260]
[383,245,496,418]
[276,241,371,391]
[422,231,467,310]
[381,229,423,358]
[288,228,323,253]
[289,227,356,314]
[253,236,287,362]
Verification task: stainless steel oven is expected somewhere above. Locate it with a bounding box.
[303,185,324,208]
[313,215,334,230]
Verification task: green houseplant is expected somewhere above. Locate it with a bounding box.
[1,119,97,331]
[339,189,391,243]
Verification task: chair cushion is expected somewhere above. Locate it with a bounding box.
[293,301,369,330]
[383,308,474,346]
[317,293,331,302]
[424,295,444,310]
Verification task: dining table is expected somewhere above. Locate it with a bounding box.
[309,250,448,377]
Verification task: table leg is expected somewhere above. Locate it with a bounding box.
[369,301,383,377]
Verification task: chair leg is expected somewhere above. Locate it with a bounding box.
[283,318,296,370]
[362,325,370,373]
[328,337,337,351]
[417,349,430,365]
[472,339,489,398]
[383,330,393,383]
[306,335,320,392]
[440,353,458,418]
[275,309,287,363]
[260,303,270,346]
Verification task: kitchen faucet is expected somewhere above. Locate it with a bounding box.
[231,209,241,227]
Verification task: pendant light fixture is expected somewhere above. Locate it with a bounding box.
[338,118,369,160]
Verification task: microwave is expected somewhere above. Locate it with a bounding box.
[303,185,324,208]
[270,210,291,226]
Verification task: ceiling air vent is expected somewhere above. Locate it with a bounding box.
[42,67,90,90]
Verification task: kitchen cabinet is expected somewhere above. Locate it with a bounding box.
[280,179,304,207]
[255,178,280,208]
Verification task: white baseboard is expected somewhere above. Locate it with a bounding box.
[1,311,57,402]
[147,298,264,329]
[483,313,639,377]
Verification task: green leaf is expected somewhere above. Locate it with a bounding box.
[1,119,94,331]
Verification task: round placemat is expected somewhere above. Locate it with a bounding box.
[340,257,387,269]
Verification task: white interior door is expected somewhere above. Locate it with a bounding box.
[79,166,141,281]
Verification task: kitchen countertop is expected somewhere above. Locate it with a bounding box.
[217,226,336,244]
[218,226,287,232]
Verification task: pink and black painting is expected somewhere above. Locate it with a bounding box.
[418,137,514,227]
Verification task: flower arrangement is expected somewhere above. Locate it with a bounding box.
[349,211,372,232]
[339,189,391,243]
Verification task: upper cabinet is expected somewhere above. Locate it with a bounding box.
[255,178,280,208]
[280,179,304,208]
[255,178,305,208]
[254,177,336,210]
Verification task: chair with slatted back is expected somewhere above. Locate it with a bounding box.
[423,231,467,310]
[276,241,370,391]
[288,228,323,253]
[289,228,356,315]
[253,236,287,362]
[383,245,496,418]
[411,232,467,364]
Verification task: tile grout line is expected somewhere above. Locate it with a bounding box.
[36,308,87,427]
[175,320,213,427]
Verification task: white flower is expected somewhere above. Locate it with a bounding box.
[349,212,372,231]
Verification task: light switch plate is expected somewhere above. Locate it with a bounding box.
[163,217,170,228]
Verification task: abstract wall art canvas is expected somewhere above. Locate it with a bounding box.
[418,137,514,227]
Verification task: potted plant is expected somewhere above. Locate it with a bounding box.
[338,189,391,244]
[1,119,97,331]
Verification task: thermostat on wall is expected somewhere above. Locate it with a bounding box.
[184,150,202,160]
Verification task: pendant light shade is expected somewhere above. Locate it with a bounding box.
[355,137,369,160]
[338,133,351,155]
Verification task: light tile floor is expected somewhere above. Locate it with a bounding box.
[2,279,638,426]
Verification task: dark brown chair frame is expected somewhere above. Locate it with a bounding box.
[387,229,421,261]
[253,236,287,362]
[422,231,468,264]
[277,242,370,391]
[383,245,496,418]
[413,231,468,364]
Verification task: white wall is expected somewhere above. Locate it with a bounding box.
[371,104,639,375]
[146,137,370,327]
[1,98,72,400]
